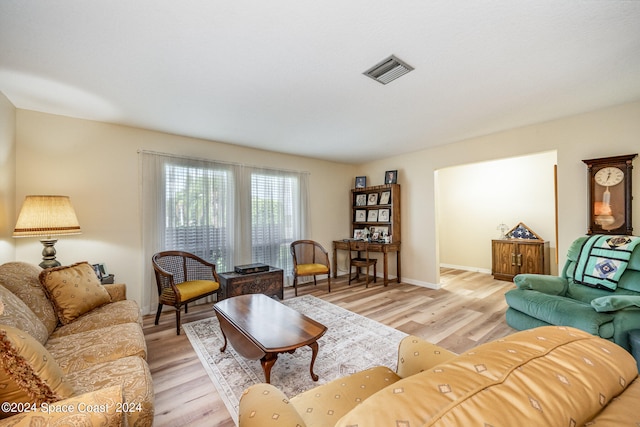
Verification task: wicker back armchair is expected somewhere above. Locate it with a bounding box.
[290,240,331,296]
[152,250,221,334]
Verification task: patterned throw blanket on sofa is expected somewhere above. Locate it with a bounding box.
[574,234,640,291]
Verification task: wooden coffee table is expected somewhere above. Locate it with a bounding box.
[213,293,327,383]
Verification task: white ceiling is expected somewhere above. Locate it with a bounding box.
[1,1,640,164]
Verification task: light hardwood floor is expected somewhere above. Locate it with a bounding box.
[143,269,516,426]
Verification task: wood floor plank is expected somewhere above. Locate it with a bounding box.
[144,269,516,426]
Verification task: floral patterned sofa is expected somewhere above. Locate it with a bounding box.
[239,326,640,426]
[0,261,153,426]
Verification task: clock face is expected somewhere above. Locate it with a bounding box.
[594,166,624,186]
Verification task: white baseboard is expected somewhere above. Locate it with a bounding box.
[440,263,491,275]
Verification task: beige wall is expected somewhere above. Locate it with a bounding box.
[437,151,558,274]
[3,97,640,303]
[358,100,640,287]
[0,92,16,263]
[14,110,353,308]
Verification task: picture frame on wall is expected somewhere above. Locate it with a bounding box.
[384,170,398,184]
[355,194,367,206]
[355,176,367,188]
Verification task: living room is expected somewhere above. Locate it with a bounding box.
[2,2,640,426]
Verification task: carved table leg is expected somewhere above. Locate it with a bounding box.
[261,353,278,384]
[308,341,320,381]
[219,329,228,352]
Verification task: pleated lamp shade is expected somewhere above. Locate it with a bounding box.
[13,195,82,269]
[13,195,82,237]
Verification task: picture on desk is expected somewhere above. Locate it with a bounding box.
[353,229,365,240]
[367,192,379,205]
[378,209,390,222]
[355,209,366,222]
[355,194,367,206]
[367,209,379,222]
[372,226,388,236]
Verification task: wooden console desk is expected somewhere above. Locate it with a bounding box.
[332,240,401,286]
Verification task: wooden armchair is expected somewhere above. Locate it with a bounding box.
[152,250,221,335]
[290,240,331,296]
[349,240,377,287]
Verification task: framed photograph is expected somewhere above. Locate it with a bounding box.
[376,226,389,236]
[92,263,108,280]
[367,209,379,222]
[92,264,103,280]
[355,176,366,188]
[353,229,365,240]
[355,194,367,206]
[378,209,390,222]
[355,209,366,222]
[384,170,398,184]
[371,230,380,241]
[367,192,379,206]
[379,190,391,204]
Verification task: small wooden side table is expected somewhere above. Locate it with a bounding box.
[218,267,284,300]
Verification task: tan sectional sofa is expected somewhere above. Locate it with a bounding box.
[240,325,639,426]
[0,261,153,426]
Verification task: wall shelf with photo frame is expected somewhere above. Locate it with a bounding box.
[350,184,401,244]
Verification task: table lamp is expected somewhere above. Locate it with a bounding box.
[13,195,82,268]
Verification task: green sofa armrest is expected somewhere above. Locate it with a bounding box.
[239,383,306,427]
[0,385,124,426]
[513,274,568,295]
[396,335,457,378]
[591,295,640,312]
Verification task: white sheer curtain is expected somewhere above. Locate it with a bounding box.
[140,151,309,315]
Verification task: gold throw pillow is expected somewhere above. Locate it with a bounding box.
[39,262,112,325]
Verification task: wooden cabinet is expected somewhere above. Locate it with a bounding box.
[491,239,549,281]
[351,184,400,243]
[218,267,284,300]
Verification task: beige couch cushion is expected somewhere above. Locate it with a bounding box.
[39,262,112,325]
[0,325,75,418]
[0,262,58,335]
[46,322,147,373]
[0,385,124,426]
[0,285,48,345]
[66,356,155,427]
[49,299,142,338]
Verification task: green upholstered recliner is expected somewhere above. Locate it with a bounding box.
[505,235,640,351]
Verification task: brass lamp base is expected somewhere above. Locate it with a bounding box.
[39,238,61,269]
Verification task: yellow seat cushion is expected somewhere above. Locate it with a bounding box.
[296,263,329,276]
[176,280,219,302]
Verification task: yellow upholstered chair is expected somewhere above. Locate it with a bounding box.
[152,250,221,335]
[348,240,377,287]
[290,240,331,296]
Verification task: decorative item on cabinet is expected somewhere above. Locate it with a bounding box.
[491,222,550,281]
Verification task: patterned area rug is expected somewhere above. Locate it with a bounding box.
[183,295,407,425]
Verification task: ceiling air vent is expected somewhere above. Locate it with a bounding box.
[363,55,414,85]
